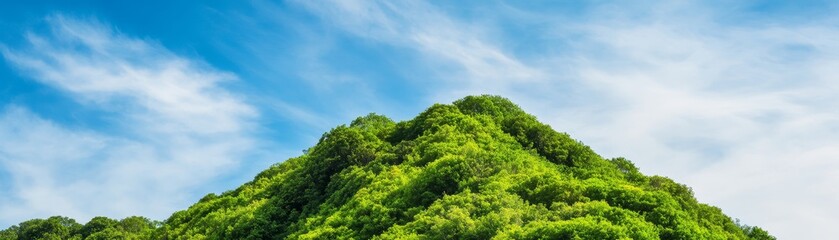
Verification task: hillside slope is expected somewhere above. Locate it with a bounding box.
[1,95,774,239]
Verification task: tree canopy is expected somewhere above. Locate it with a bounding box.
[1,95,774,239]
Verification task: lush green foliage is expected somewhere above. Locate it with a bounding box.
[0,216,158,240]
[1,95,774,239]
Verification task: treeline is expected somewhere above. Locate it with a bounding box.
[0,216,158,239]
[0,95,775,239]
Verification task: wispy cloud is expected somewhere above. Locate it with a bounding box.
[297,1,839,239]
[296,0,542,96]
[548,4,839,239]
[270,100,331,130]
[0,15,257,224]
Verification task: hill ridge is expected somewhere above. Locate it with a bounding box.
[0,95,774,240]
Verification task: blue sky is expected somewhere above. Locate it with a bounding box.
[1,1,838,238]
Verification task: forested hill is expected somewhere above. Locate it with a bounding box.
[1,95,774,239]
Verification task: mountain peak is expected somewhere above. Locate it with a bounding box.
[1,95,774,240]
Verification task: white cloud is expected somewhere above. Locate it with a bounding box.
[296,0,542,95]
[4,16,254,136]
[0,15,257,225]
[270,100,331,130]
[298,1,839,239]
[547,6,839,239]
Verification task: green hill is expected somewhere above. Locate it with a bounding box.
[1,95,774,239]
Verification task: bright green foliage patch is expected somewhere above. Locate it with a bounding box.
[0,216,158,240]
[0,95,775,239]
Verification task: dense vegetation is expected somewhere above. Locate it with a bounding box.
[1,95,774,239]
[0,216,158,240]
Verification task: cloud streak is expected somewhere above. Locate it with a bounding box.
[552,5,839,239]
[0,15,257,225]
[296,0,542,94]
